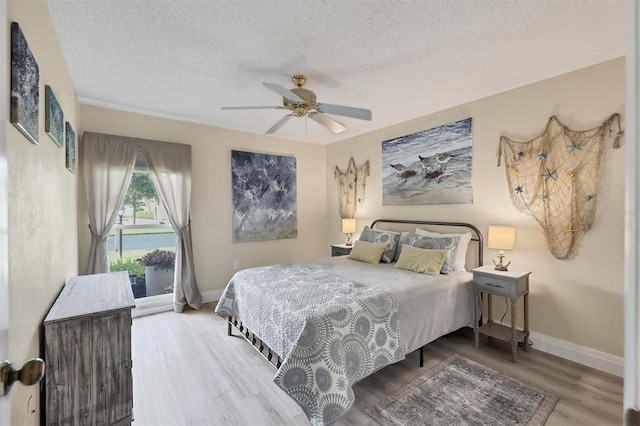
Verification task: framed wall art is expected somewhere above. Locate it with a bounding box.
[65,121,75,173]
[10,21,39,145]
[382,117,473,205]
[231,150,297,242]
[45,85,64,147]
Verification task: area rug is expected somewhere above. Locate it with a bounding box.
[366,354,558,426]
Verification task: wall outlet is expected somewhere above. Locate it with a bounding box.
[233,260,240,271]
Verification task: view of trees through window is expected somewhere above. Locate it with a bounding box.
[124,172,157,224]
[108,166,176,299]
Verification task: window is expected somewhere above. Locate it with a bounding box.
[108,149,176,299]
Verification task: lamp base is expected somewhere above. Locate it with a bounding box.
[345,233,353,246]
[492,253,511,271]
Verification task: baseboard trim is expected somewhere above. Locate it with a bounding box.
[202,289,223,304]
[528,331,623,377]
[132,290,223,318]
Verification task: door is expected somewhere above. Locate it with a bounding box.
[1,0,10,421]
[626,2,640,424]
[0,6,44,422]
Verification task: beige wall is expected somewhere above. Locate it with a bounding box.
[78,106,328,292]
[7,0,79,424]
[79,59,625,358]
[326,58,625,357]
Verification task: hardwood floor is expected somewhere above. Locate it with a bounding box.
[131,304,623,425]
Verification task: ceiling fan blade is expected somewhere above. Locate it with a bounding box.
[309,113,346,134]
[263,82,305,103]
[316,103,372,121]
[266,115,293,134]
[221,106,282,110]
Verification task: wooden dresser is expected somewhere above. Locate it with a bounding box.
[44,271,136,425]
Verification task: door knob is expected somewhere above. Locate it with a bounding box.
[1,359,45,397]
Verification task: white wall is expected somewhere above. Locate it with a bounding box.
[326,58,626,357]
[7,1,79,424]
[78,106,328,293]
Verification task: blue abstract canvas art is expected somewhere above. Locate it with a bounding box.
[65,122,75,173]
[45,85,64,147]
[10,22,39,145]
[382,118,473,205]
[231,150,297,242]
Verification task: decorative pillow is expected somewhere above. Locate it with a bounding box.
[347,240,388,264]
[394,244,448,275]
[415,228,472,272]
[394,232,428,261]
[393,231,412,261]
[398,233,460,273]
[358,226,401,263]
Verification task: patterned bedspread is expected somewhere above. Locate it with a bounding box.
[214,263,404,425]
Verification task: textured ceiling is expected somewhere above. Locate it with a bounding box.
[47,0,625,145]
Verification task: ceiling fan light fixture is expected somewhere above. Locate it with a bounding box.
[223,74,372,135]
[283,87,316,111]
[292,104,308,117]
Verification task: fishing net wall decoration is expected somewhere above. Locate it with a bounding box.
[335,157,369,219]
[497,114,623,259]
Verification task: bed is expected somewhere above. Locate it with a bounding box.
[214,219,483,425]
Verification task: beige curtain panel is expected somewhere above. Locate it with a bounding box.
[139,141,202,312]
[83,132,138,274]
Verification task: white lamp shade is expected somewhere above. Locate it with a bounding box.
[342,218,356,234]
[487,225,516,250]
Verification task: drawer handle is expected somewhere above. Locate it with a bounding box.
[485,283,504,288]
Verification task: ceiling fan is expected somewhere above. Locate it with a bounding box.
[222,75,372,134]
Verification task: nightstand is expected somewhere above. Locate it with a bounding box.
[331,244,353,257]
[472,265,531,362]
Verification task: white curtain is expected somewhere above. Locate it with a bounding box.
[83,132,138,274]
[139,141,202,312]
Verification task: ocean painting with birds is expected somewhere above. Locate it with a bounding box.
[382,118,473,205]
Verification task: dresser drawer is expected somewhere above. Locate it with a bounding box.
[475,275,514,297]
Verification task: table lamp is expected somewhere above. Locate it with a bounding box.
[487,225,516,271]
[342,218,357,246]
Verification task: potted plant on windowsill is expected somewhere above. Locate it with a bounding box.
[109,257,146,298]
[139,249,176,297]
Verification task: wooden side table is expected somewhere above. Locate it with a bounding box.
[472,265,531,362]
[331,243,353,256]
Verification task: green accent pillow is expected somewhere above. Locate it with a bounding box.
[394,244,448,275]
[348,240,388,264]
